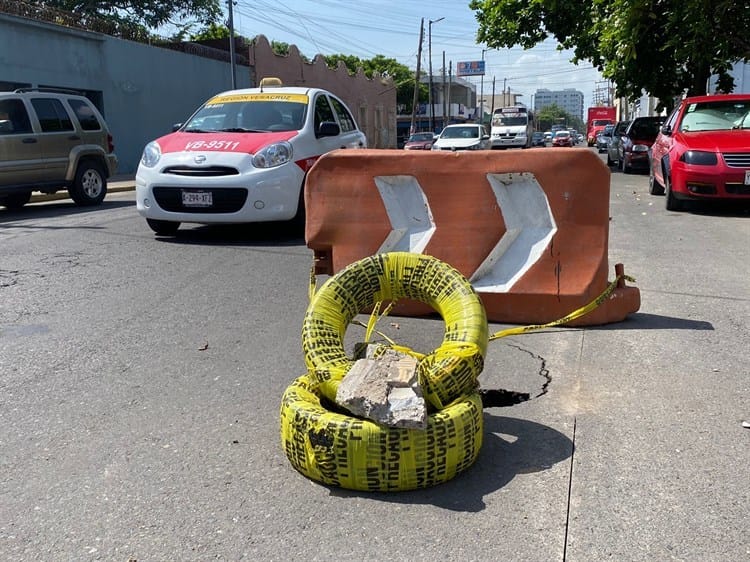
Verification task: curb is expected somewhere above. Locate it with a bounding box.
[30,182,135,203]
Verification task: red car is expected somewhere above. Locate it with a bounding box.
[403,132,436,150]
[552,130,573,147]
[649,94,750,211]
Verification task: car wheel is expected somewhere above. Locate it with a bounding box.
[1,191,32,210]
[664,173,685,212]
[69,160,107,206]
[648,166,665,195]
[146,218,180,235]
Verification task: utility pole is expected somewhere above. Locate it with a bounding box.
[448,61,452,124]
[428,17,444,133]
[227,0,236,89]
[490,76,496,117]
[409,19,424,136]
[442,51,447,130]
[479,49,486,125]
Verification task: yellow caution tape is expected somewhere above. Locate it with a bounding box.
[302,252,488,410]
[488,273,636,341]
[280,374,483,491]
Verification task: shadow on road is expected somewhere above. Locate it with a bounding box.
[0,199,134,223]
[156,222,304,247]
[592,312,714,331]
[326,413,574,512]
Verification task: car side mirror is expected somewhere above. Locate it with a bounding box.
[318,121,340,137]
[172,123,183,132]
[660,124,672,136]
[482,134,490,140]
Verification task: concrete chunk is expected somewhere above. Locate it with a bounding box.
[336,352,427,429]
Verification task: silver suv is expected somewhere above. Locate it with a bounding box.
[0,88,118,210]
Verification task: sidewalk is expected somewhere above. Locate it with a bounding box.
[30,174,136,203]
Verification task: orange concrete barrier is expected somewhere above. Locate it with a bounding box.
[305,148,640,326]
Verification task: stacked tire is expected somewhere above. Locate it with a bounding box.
[280,252,489,491]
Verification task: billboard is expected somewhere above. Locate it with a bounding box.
[457,60,486,77]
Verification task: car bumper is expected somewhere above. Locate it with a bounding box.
[491,137,526,148]
[135,154,304,223]
[671,162,750,200]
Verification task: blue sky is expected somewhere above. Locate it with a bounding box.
[224,0,606,110]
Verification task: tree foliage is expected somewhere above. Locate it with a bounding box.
[470,0,750,112]
[38,1,222,31]
[535,103,581,132]
[324,54,427,112]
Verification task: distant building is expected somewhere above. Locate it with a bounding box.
[534,88,584,120]
[709,61,750,93]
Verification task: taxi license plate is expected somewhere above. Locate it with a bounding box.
[181,190,212,207]
[745,170,750,185]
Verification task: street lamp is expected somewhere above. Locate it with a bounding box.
[428,17,444,133]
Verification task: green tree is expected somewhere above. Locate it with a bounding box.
[535,103,577,132]
[470,0,750,112]
[39,1,222,32]
[323,54,427,114]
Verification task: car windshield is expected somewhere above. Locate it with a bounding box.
[408,133,434,142]
[556,131,570,138]
[184,98,308,133]
[679,100,750,132]
[441,126,480,139]
[492,115,527,126]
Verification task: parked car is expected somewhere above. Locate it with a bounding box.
[431,123,490,151]
[552,130,573,147]
[530,131,546,147]
[607,116,665,173]
[605,120,631,167]
[403,131,436,150]
[595,124,615,152]
[0,88,118,210]
[136,78,367,235]
[649,93,750,211]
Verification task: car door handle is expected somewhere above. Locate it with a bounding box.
[22,138,37,144]
[68,135,80,141]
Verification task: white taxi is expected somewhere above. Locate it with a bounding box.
[136,79,367,235]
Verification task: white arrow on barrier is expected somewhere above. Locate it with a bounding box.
[374,175,436,254]
[470,172,557,292]
[373,172,556,293]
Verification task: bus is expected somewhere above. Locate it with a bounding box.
[490,106,534,149]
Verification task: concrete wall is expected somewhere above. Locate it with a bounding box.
[249,35,396,149]
[0,13,251,173]
[1,15,397,171]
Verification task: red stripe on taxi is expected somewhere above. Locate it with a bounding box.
[156,131,298,154]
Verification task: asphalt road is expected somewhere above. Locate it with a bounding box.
[1,150,749,561]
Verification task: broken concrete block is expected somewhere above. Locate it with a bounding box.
[336,352,427,429]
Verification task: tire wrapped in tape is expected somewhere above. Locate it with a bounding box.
[302,252,488,409]
[280,374,483,491]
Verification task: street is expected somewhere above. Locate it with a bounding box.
[1,149,749,561]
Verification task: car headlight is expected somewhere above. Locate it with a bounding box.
[140,141,161,168]
[252,141,293,168]
[680,150,717,165]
